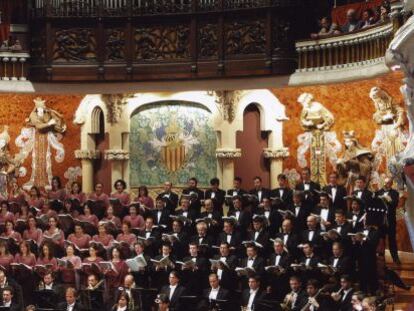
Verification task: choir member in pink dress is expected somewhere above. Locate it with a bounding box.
[60,244,82,287]
[38,202,58,220]
[78,205,99,227]
[1,220,22,243]
[0,242,14,272]
[68,224,91,250]
[15,202,31,222]
[8,179,26,206]
[0,201,14,224]
[14,240,37,304]
[47,176,67,202]
[41,216,65,248]
[23,216,43,245]
[123,205,145,230]
[36,242,58,271]
[68,181,86,206]
[135,185,154,209]
[63,199,81,218]
[27,186,45,211]
[83,245,103,264]
[110,179,131,206]
[102,206,121,229]
[88,183,110,210]
[116,221,137,245]
[103,247,128,296]
[92,222,114,248]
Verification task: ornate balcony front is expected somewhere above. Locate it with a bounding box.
[28,0,307,82]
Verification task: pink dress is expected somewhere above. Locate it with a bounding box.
[92,234,114,248]
[102,216,121,229]
[105,260,128,289]
[68,233,91,249]
[135,196,154,209]
[116,233,137,244]
[60,255,81,284]
[41,228,65,248]
[0,212,14,224]
[15,253,37,267]
[23,228,43,245]
[36,256,58,271]
[78,214,99,227]
[123,215,145,229]
[1,231,22,243]
[88,192,109,209]
[28,197,45,210]
[110,192,131,206]
[68,192,86,205]
[47,189,67,201]
[8,192,26,205]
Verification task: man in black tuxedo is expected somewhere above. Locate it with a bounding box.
[1,287,20,311]
[304,279,334,310]
[181,243,209,295]
[217,219,242,255]
[301,215,324,256]
[289,191,310,233]
[266,238,291,300]
[271,173,294,209]
[190,221,215,258]
[158,181,179,213]
[204,178,226,216]
[283,276,307,311]
[35,272,63,309]
[227,196,252,238]
[182,177,205,214]
[256,197,282,236]
[330,275,354,311]
[200,273,230,310]
[275,219,300,260]
[138,216,162,257]
[249,176,271,205]
[296,242,321,282]
[160,271,186,311]
[152,197,171,230]
[376,177,400,264]
[226,177,247,212]
[352,176,373,210]
[166,219,189,260]
[210,242,238,291]
[175,196,199,235]
[241,275,269,311]
[238,244,265,289]
[199,199,222,236]
[57,287,85,311]
[312,192,335,231]
[0,271,23,311]
[247,215,270,252]
[322,172,347,211]
[347,198,365,233]
[295,167,321,208]
[326,242,353,278]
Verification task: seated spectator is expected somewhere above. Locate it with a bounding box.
[342,9,363,33]
[361,9,375,28]
[311,17,342,39]
[376,3,390,24]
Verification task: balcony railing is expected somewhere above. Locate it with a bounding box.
[0,52,30,81]
[295,22,394,73]
[31,0,301,17]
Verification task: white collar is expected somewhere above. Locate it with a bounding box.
[250,288,258,295]
[211,287,220,292]
[117,306,127,311]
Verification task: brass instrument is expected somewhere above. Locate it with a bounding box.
[87,279,104,290]
[300,286,327,311]
[331,286,344,302]
[281,291,296,311]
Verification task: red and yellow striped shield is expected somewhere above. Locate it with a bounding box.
[161,144,186,172]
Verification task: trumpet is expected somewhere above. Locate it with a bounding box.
[281,291,296,310]
[87,279,104,290]
[331,286,344,302]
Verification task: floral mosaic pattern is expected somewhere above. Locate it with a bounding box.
[129,102,217,187]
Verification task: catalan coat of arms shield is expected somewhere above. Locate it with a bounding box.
[161,121,186,172]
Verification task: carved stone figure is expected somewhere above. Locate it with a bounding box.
[298,93,334,131]
[370,87,407,172]
[16,98,66,190]
[336,131,375,187]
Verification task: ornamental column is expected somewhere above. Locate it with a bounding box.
[74,150,101,193]
[263,147,290,189]
[104,149,130,186]
[215,148,242,190]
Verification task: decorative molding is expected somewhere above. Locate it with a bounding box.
[74,149,101,160]
[101,94,133,124]
[215,148,242,159]
[104,149,130,160]
[208,90,243,123]
[262,147,290,159]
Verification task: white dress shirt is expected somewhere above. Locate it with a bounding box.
[333,258,339,268]
[45,283,54,290]
[116,306,127,311]
[258,191,262,202]
[226,234,232,244]
[279,189,284,198]
[67,302,75,311]
[274,255,281,266]
[3,301,11,307]
[247,258,255,268]
[304,183,310,191]
[211,192,216,199]
[247,289,258,310]
[308,230,314,241]
[209,287,220,300]
[169,285,177,300]
[331,187,337,201]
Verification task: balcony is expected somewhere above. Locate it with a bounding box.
[27,0,307,82]
[289,22,395,85]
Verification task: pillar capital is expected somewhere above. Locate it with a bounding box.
[215,148,242,159]
[104,149,130,161]
[262,147,290,159]
[74,149,101,160]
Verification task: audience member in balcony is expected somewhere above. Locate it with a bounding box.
[341,9,363,33]
[375,3,390,24]
[361,9,375,29]
[310,17,342,39]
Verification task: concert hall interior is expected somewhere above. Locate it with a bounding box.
[1,0,414,310]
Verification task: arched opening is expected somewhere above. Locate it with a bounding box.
[235,103,270,188]
[92,108,111,193]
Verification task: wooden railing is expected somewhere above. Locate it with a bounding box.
[0,52,30,81]
[295,22,394,72]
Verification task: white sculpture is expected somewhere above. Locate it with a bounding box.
[385,0,414,248]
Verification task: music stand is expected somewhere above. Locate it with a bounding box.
[180,296,198,310]
[136,287,158,311]
[255,299,282,311]
[80,289,104,311]
[209,298,229,311]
